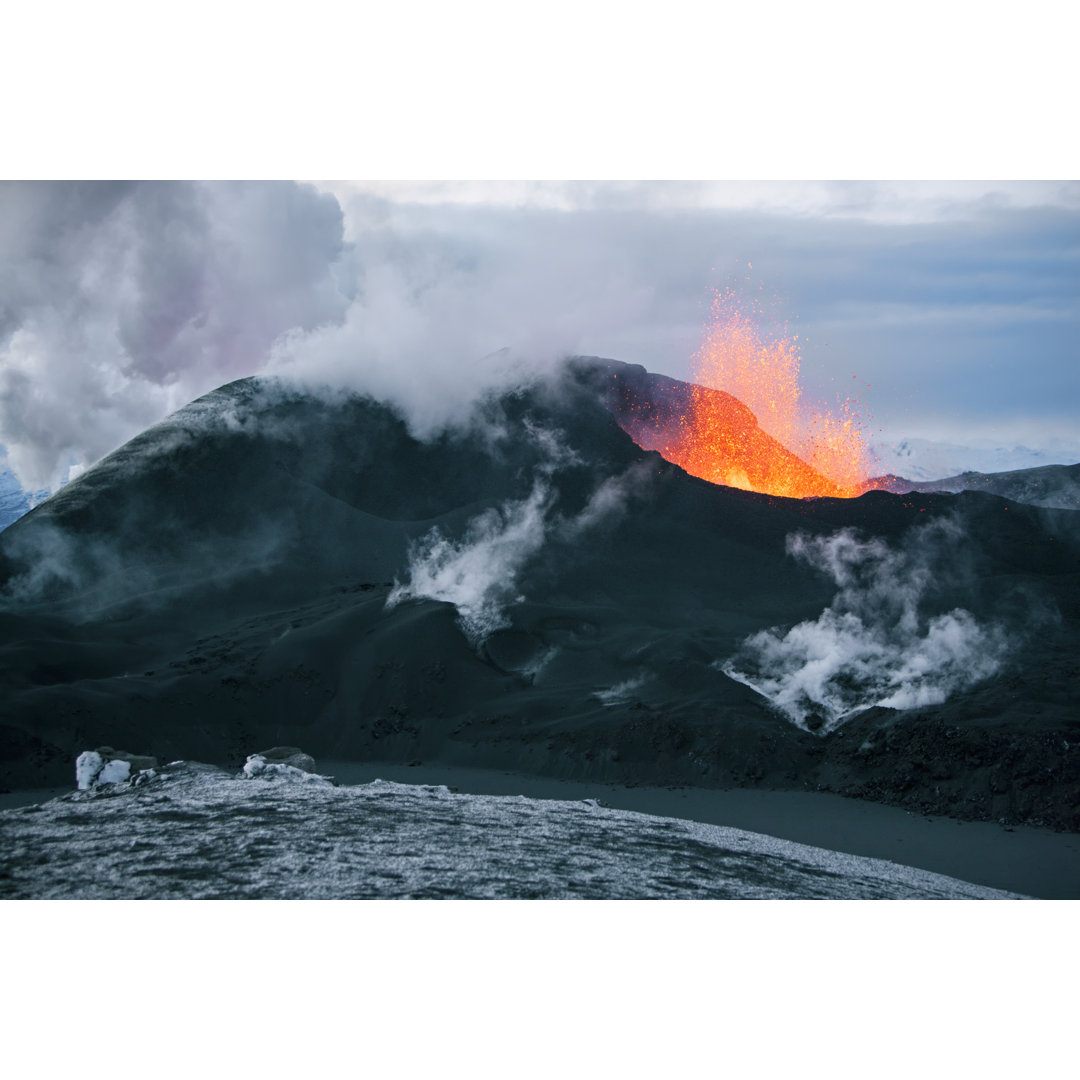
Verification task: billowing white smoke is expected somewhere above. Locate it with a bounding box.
[4,180,1077,505]
[0,182,663,496]
[386,481,553,644]
[721,519,1009,733]
[386,459,652,645]
[0,182,348,493]
[561,464,649,539]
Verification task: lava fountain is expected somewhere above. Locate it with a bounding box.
[617,289,874,499]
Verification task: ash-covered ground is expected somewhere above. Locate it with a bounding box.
[0,762,1023,899]
[1,358,1077,857]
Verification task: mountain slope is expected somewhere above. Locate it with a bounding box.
[1,360,1077,828]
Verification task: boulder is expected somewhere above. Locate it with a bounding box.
[75,746,159,790]
[248,746,318,773]
[241,747,332,786]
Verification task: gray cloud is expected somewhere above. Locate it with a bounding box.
[2,181,1077,494]
[316,192,1080,443]
[0,181,347,491]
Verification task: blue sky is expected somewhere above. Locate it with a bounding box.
[1,180,1077,492]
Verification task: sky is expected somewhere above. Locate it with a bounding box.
[1,178,1076,493]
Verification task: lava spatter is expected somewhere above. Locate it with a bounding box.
[619,288,875,499]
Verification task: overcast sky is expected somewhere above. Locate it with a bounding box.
[1,179,1077,492]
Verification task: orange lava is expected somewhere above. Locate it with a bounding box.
[665,290,873,498]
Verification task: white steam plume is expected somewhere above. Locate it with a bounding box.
[0,182,653,494]
[386,481,553,644]
[721,518,1010,733]
[593,675,648,706]
[386,457,652,645]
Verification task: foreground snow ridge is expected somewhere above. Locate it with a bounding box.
[0,763,1024,900]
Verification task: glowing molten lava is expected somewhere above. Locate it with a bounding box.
[621,290,873,499]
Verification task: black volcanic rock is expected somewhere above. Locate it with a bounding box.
[1,360,1078,829]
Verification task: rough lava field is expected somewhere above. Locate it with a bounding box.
[1,357,1077,898]
[0,759,1022,900]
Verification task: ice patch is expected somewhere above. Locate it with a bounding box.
[722,519,1010,733]
[96,759,131,785]
[75,751,104,791]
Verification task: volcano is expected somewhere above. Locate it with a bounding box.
[1,357,1078,840]
[580,359,854,498]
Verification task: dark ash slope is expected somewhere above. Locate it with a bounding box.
[1,360,1078,828]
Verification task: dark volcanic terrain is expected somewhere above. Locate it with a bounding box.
[1,359,1078,831]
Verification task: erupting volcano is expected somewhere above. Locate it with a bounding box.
[613,290,874,498]
[2,352,1079,899]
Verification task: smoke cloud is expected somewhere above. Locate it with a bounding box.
[4,181,1075,499]
[593,675,649,706]
[387,457,652,645]
[721,518,1011,732]
[0,182,661,493]
[386,481,553,644]
[0,181,348,492]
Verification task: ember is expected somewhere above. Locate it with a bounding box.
[622,288,874,498]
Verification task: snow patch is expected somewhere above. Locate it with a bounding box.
[75,748,154,789]
[3,763,1026,899]
[873,435,1080,481]
[75,751,104,791]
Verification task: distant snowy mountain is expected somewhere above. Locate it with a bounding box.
[872,436,1080,481]
[877,462,1080,510]
[0,469,42,531]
